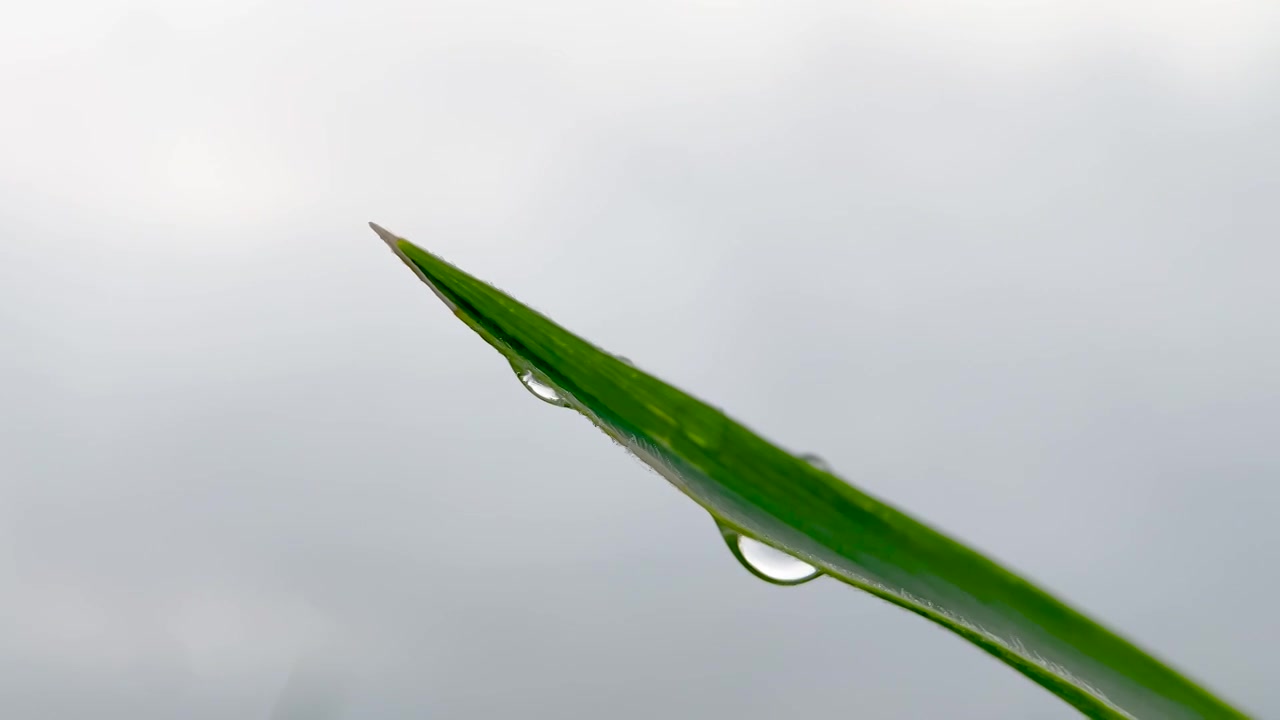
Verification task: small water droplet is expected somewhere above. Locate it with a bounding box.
[511,362,568,406]
[799,453,831,472]
[616,355,633,366]
[715,520,821,585]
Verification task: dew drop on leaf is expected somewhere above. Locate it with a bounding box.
[799,453,831,472]
[715,519,822,586]
[511,361,568,406]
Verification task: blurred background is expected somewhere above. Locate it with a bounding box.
[2,1,1278,717]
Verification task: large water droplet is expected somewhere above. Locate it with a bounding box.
[511,362,568,406]
[715,520,822,586]
[799,453,831,472]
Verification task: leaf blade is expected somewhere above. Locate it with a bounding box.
[375,224,1246,720]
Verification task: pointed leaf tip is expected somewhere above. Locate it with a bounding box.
[368,222,400,250]
[368,221,460,312]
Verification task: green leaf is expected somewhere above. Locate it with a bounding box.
[368,222,1246,719]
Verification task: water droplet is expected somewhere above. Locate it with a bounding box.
[616,355,633,366]
[715,520,821,585]
[511,362,568,406]
[799,453,831,472]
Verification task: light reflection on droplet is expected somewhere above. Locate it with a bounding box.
[715,519,822,586]
[511,361,568,406]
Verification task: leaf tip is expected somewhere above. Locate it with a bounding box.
[368,221,461,313]
[368,221,401,250]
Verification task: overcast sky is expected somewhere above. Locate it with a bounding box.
[2,1,1278,718]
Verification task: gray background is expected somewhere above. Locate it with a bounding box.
[2,1,1278,718]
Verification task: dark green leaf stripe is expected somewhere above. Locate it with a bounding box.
[370,223,1246,720]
